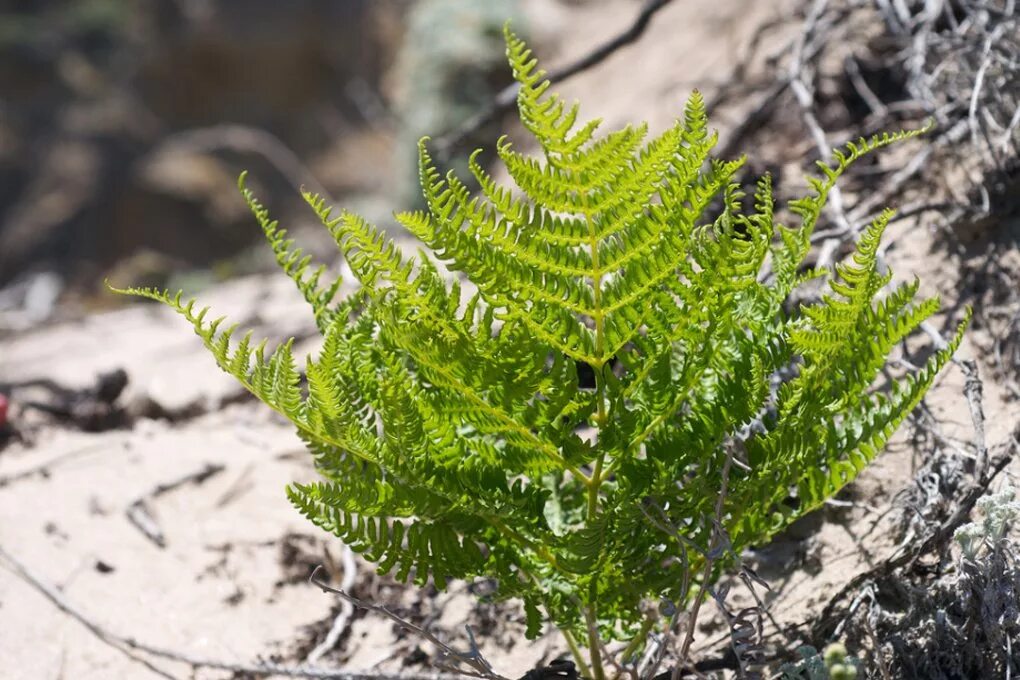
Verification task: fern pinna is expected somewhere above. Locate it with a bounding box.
[115,28,965,672]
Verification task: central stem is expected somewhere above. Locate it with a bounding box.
[582,192,608,680]
[584,193,607,521]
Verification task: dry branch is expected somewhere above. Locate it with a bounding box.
[154,124,336,204]
[433,0,676,158]
[0,542,467,680]
[0,439,126,488]
[310,566,510,680]
[124,463,225,548]
[305,545,359,664]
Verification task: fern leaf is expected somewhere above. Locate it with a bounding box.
[239,173,343,331]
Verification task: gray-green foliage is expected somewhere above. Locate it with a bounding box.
[955,485,1020,559]
[780,644,862,680]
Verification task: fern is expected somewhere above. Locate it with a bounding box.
[112,26,966,676]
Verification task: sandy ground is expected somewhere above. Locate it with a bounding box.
[1,1,1017,678]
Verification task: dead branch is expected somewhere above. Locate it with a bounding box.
[304,545,358,664]
[0,439,126,488]
[155,124,335,204]
[1,368,129,431]
[844,55,887,118]
[844,118,970,231]
[708,5,837,157]
[788,0,852,269]
[215,462,256,508]
[633,447,741,680]
[433,0,676,158]
[310,566,510,680]
[961,360,989,479]
[810,447,1011,640]
[124,463,225,548]
[707,566,770,680]
[0,543,463,680]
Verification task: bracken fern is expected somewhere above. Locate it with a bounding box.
[113,27,967,674]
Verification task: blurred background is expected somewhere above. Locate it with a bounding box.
[0,0,531,323]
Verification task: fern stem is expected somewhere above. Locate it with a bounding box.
[676,449,735,668]
[582,174,610,513]
[581,191,609,680]
[586,457,605,520]
[583,596,607,680]
[619,613,656,666]
[561,629,593,680]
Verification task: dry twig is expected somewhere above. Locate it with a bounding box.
[433,0,676,158]
[675,451,737,676]
[155,124,335,204]
[310,566,510,680]
[124,463,225,548]
[0,543,464,680]
[0,439,126,488]
[788,0,854,271]
[305,545,359,664]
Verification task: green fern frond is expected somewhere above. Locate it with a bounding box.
[112,29,962,655]
[238,173,343,332]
